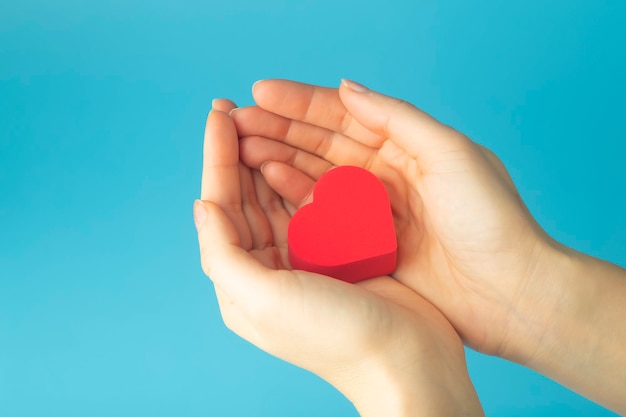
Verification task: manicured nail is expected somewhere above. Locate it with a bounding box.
[341,78,370,93]
[193,200,207,230]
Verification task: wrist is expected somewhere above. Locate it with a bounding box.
[335,341,484,417]
[501,240,626,414]
[497,238,577,365]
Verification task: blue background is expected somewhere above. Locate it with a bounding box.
[1,0,624,415]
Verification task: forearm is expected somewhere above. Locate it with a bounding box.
[506,243,626,414]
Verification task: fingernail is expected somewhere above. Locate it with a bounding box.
[211,98,218,108]
[341,78,370,93]
[259,161,269,174]
[193,200,207,230]
[252,79,265,92]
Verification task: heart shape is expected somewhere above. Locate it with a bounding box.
[288,166,397,283]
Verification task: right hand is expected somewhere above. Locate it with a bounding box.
[232,79,563,362]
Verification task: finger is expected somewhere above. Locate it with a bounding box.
[195,200,338,356]
[260,160,316,212]
[195,200,275,305]
[239,135,332,180]
[251,169,291,250]
[232,106,376,168]
[338,79,473,167]
[239,164,273,250]
[201,110,254,248]
[252,80,384,148]
[201,110,241,205]
[196,199,280,349]
[212,98,237,113]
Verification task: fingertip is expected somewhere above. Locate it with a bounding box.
[251,79,288,106]
[193,199,207,231]
[205,108,234,127]
[259,160,269,175]
[204,109,219,129]
[252,80,272,106]
[212,98,238,113]
[252,79,268,99]
[196,200,241,248]
[340,78,370,93]
[195,200,240,282]
[260,161,316,209]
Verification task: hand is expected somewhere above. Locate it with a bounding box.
[231,79,560,362]
[194,99,484,417]
[231,81,626,415]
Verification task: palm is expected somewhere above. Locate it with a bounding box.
[232,81,545,355]
[201,100,473,395]
[194,96,481,415]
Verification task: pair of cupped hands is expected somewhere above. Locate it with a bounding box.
[193,79,563,416]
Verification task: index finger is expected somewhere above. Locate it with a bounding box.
[252,79,385,148]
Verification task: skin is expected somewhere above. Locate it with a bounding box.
[229,79,626,414]
[194,98,485,416]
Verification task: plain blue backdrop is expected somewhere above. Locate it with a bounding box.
[1,0,625,416]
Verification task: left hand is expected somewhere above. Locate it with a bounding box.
[229,80,555,361]
[194,99,484,417]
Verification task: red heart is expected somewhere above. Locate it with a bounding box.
[288,166,397,283]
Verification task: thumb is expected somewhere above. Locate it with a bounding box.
[338,79,471,163]
[193,199,273,305]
